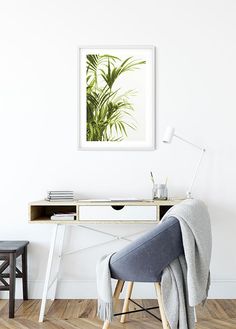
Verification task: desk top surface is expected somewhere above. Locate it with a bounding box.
[29,199,184,206]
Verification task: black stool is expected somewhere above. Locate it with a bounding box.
[0,241,29,318]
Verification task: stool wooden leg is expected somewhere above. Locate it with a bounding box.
[22,246,28,300]
[9,253,16,318]
[155,282,170,329]
[102,280,124,329]
[120,281,133,323]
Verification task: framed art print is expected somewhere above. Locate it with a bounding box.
[78,46,156,150]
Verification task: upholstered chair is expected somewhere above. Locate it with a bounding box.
[102,216,184,329]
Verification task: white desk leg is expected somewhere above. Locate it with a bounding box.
[39,224,58,323]
[50,225,66,301]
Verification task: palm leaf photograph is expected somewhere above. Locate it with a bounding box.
[78,46,155,150]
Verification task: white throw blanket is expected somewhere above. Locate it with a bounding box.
[96,253,114,322]
[161,199,212,329]
[96,199,212,328]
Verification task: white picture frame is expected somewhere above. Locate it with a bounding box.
[78,45,156,150]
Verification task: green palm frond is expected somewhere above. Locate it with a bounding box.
[86,54,145,141]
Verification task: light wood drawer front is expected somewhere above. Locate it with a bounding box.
[79,206,156,221]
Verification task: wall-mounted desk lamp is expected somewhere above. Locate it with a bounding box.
[162,126,206,199]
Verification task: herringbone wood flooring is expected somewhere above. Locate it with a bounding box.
[0,299,235,328]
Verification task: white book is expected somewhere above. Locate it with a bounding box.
[48,192,74,196]
[46,198,75,201]
[48,197,74,199]
[51,215,76,221]
[48,191,74,194]
[48,190,74,192]
[52,213,76,217]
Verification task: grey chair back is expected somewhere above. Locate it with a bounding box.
[110,216,184,282]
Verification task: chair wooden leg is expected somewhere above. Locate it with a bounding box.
[194,307,197,322]
[155,282,170,329]
[114,280,124,300]
[102,280,124,329]
[102,320,110,329]
[120,281,133,323]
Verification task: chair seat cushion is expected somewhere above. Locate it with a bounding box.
[110,217,183,282]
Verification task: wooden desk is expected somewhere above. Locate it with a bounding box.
[29,199,181,224]
[28,199,182,322]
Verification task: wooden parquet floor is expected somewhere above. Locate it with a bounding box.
[0,299,235,329]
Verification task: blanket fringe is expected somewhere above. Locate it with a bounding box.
[97,299,113,322]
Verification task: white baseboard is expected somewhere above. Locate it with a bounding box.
[2,279,236,299]
[208,279,236,299]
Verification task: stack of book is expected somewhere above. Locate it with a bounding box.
[51,212,76,221]
[46,190,74,201]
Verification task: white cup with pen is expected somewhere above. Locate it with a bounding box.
[150,172,168,200]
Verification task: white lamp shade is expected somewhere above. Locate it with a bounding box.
[162,126,175,143]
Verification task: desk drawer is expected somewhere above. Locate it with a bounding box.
[79,206,156,221]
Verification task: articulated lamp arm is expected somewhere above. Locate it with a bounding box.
[162,126,206,199]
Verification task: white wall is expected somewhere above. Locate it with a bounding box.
[0,0,236,299]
